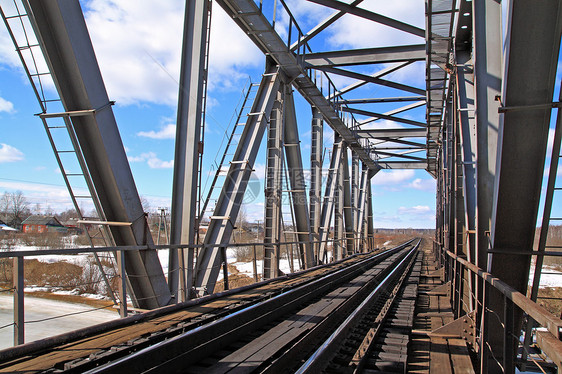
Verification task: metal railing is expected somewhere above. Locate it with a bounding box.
[433,240,562,373]
[0,234,378,347]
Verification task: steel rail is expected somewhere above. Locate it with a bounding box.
[79,241,416,373]
[295,239,420,373]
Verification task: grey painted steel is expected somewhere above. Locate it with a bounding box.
[455,50,476,311]
[322,66,426,96]
[328,62,414,100]
[303,45,426,67]
[356,167,369,248]
[263,90,284,279]
[310,107,323,262]
[351,154,360,253]
[339,96,426,104]
[306,0,425,38]
[318,139,343,263]
[216,0,379,172]
[342,147,354,256]
[357,101,426,126]
[374,161,427,169]
[523,85,562,365]
[367,183,374,250]
[290,0,365,51]
[342,107,426,127]
[334,136,345,261]
[473,0,502,282]
[196,65,280,295]
[488,1,562,370]
[169,0,209,302]
[13,257,23,346]
[284,87,314,268]
[28,0,170,308]
[356,128,426,138]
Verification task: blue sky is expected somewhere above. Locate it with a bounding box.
[0,0,441,228]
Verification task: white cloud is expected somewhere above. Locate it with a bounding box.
[0,97,14,113]
[398,205,431,215]
[128,152,173,169]
[408,178,435,191]
[81,0,262,106]
[372,169,414,185]
[0,143,24,163]
[137,124,176,139]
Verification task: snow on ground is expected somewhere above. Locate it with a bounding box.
[528,264,562,288]
[0,294,119,350]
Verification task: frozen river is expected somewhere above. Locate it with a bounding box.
[0,294,119,350]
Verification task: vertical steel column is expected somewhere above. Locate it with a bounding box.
[487,1,562,371]
[195,64,280,295]
[351,154,360,252]
[284,86,313,268]
[28,0,170,309]
[169,0,210,302]
[356,166,369,251]
[318,137,343,263]
[333,135,345,261]
[456,50,477,312]
[342,146,354,256]
[263,90,284,279]
[472,0,501,303]
[367,182,374,251]
[13,257,24,346]
[309,107,323,260]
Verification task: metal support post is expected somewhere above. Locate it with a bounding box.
[342,147,354,256]
[169,0,210,302]
[367,181,374,251]
[318,137,343,263]
[28,0,170,309]
[334,135,345,261]
[195,63,280,295]
[310,107,323,260]
[356,166,369,250]
[351,153,360,252]
[263,90,283,279]
[13,257,24,346]
[117,250,127,318]
[472,0,501,323]
[284,86,313,268]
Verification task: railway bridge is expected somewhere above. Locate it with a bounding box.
[1,0,562,372]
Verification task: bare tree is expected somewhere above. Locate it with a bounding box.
[0,191,29,226]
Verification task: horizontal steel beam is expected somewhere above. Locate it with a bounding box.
[356,128,427,138]
[217,0,380,171]
[304,44,426,67]
[374,161,427,169]
[322,66,426,95]
[342,106,426,127]
[306,0,425,37]
[338,96,426,104]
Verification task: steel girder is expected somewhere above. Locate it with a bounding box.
[334,136,345,261]
[195,64,280,295]
[302,44,426,67]
[351,154,360,252]
[310,107,323,261]
[318,138,343,263]
[455,50,476,311]
[215,0,379,172]
[356,167,369,249]
[487,1,562,371]
[169,0,210,302]
[263,91,284,280]
[283,86,314,269]
[342,147,354,256]
[28,0,171,309]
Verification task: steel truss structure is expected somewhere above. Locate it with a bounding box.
[2,0,562,372]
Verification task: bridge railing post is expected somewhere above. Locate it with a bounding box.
[13,256,24,346]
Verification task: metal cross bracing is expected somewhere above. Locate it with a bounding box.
[4,0,562,371]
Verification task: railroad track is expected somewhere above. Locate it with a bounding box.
[0,239,420,373]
